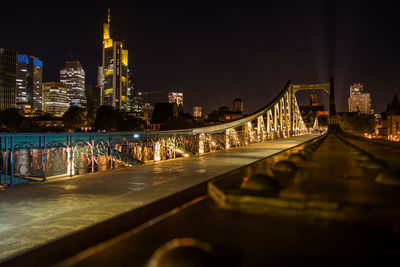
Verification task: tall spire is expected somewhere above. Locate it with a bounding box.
[108,8,110,24]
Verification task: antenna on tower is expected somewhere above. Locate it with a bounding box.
[108,8,110,23]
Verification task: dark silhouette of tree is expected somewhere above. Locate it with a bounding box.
[117,114,146,131]
[95,105,121,131]
[62,107,86,132]
[0,109,24,132]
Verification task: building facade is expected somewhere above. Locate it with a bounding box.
[233,98,244,113]
[60,61,86,108]
[168,92,183,106]
[348,83,371,114]
[42,82,68,116]
[0,48,17,110]
[101,9,129,110]
[15,55,43,111]
[193,106,202,118]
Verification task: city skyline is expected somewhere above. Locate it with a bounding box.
[1,1,399,114]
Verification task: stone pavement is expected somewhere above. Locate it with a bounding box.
[0,134,317,262]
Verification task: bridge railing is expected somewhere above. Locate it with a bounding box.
[0,80,310,188]
[0,127,307,187]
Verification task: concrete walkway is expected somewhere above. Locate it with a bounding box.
[0,134,317,262]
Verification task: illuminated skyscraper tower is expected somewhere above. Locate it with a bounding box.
[348,83,371,114]
[101,9,129,110]
[16,54,43,110]
[0,48,17,110]
[60,61,86,108]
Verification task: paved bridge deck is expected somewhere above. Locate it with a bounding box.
[13,130,397,267]
[0,134,317,262]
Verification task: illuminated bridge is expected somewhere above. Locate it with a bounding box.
[1,79,400,266]
[0,79,322,187]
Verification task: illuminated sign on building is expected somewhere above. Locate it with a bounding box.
[17,55,29,64]
[33,58,43,67]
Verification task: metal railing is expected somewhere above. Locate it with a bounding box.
[0,80,311,188]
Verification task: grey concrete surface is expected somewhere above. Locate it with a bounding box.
[0,135,317,262]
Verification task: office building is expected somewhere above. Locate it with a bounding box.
[193,106,202,118]
[127,68,135,111]
[60,61,86,108]
[42,82,68,116]
[168,92,183,106]
[348,83,371,114]
[0,48,17,110]
[16,55,43,111]
[101,9,129,110]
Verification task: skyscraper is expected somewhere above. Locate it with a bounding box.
[0,48,17,110]
[42,82,68,116]
[101,9,129,110]
[60,61,86,108]
[16,54,43,110]
[348,83,371,114]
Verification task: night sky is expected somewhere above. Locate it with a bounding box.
[2,0,399,114]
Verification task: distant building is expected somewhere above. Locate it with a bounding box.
[131,95,145,113]
[168,92,183,106]
[85,85,101,111]
[310,91,319,106]
[299,93,324,128]
[0,48,17,110]
[42,82,68,117]
[150,102,179,130]
[16,54,43,111]
[348,83,371,114]
[60,61,86,108]
[233,98,244,113]
[127,68,135,111]
[380,94,400,141]
[208,106,243,123]
[193,106,202,118]
[142,103,154,118]
[101,9,129,110]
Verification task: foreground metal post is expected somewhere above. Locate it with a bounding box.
[69,135,73,176]
[5,137,8,186]
[126,136,130,165]
[110,136,113,170]
[91,137,95,173]
[10,137,14,187]
[43,136,47,182]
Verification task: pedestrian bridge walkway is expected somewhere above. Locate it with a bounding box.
[0,134,317,262]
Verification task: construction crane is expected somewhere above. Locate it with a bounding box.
[137,90,164,103]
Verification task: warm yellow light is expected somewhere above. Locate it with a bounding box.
[121,95,126,103]
[183,153,190,158]
[121,76,127,83]
[104,39,113,48]
[154,142,161,161]
[103,24,110,40]
[104,88,113,95]
[122,49,128,65]
[105,69,113,76]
